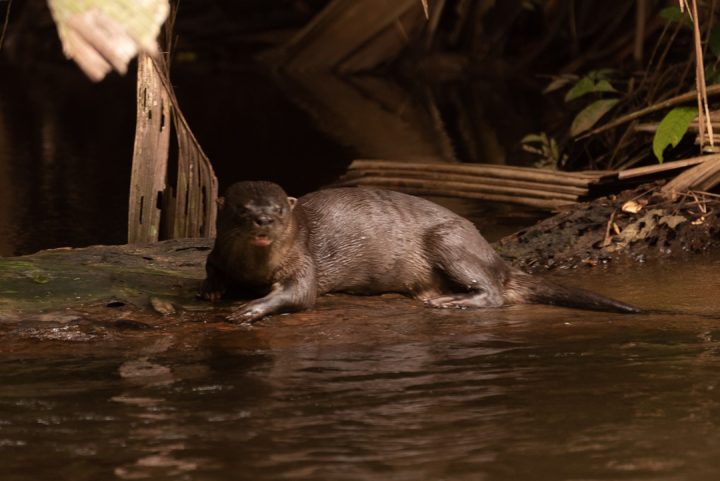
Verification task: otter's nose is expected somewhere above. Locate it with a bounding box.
[254,215,274,226]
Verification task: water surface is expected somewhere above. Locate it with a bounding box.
[1,257,719,481]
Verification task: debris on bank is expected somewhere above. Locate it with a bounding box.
[495,183,720,271]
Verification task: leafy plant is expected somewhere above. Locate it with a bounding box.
[652,106,697,163]
[659,6,692,27]
[560,70,621,137]
[570,98,620,137]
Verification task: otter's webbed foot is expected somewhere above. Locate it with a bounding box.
[226,299,273,324]
[424,291,503,309]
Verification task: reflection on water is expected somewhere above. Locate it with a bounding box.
[1,258,720,481]
[0,56,545,256]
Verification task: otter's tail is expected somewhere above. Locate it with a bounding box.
[505,270,641,314]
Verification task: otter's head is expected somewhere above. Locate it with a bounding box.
[218,181,297,248]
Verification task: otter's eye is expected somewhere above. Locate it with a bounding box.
[271,205,283,214]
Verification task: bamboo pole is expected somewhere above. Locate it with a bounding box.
[340,169,589,195]
[661,153,720,193]
[347,184,573,209]
[347,159,601,187]
[337,176,580,201]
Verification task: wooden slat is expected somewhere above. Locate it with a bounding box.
[357,185,573,209]
[337,176,580,201]
[340,169,589,195]
[348,159,598,187]
[662,154,720,193]
[618,156,708,180]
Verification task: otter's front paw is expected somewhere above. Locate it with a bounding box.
[226,301,270,324]
[199,277,226,302]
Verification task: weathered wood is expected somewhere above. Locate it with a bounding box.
[337,176,580,202]
[618,156,708,180]
[354,184,573,209]
[347,159,600,187]
[129,53,218,244]
[340,169,589,196]
[662,153,720,194]
[128,54,171,243]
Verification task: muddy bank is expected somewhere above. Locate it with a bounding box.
[496,184,720,271]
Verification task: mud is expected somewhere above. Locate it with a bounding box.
[496,183,720,271]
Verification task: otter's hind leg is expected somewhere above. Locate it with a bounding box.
[422,221,508,309]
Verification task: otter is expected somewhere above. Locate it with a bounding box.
[200,181,639,322]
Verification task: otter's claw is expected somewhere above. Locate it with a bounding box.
[226,301,269,324]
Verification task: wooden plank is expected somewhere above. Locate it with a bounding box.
[128,54,170,243]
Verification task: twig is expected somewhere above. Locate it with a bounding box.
[578,84,720,139]
[602,210,617,247]
[0,0,13,52]
[690,0,714,150]
[634,0,647,66]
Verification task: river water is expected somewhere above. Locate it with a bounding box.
[1,256,720,481]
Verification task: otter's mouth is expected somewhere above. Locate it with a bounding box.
[252,234,273,247]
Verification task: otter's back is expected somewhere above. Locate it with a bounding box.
[298,187,481,295]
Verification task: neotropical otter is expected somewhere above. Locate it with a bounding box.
[201,181,639,322]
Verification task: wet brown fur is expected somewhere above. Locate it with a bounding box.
[201,181,639,322]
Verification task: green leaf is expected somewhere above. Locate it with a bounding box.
[565,77,595,102]
[543,74,578,94]
[659,6,692,26]
[588,69,616,81]
[594,79,618,94]
[652,106,697,163]
[565,76,618,102]
[570,99,619,137]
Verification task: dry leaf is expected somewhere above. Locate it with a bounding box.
[621,199,646,214]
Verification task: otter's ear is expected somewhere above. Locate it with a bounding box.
[216,197,225,210]
[287,197,297,210]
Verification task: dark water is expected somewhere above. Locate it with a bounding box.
[0,61,356,256]
[0,54,543,256]
[1,258,720,481]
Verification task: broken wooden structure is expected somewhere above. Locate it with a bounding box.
[128,6,218,245]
